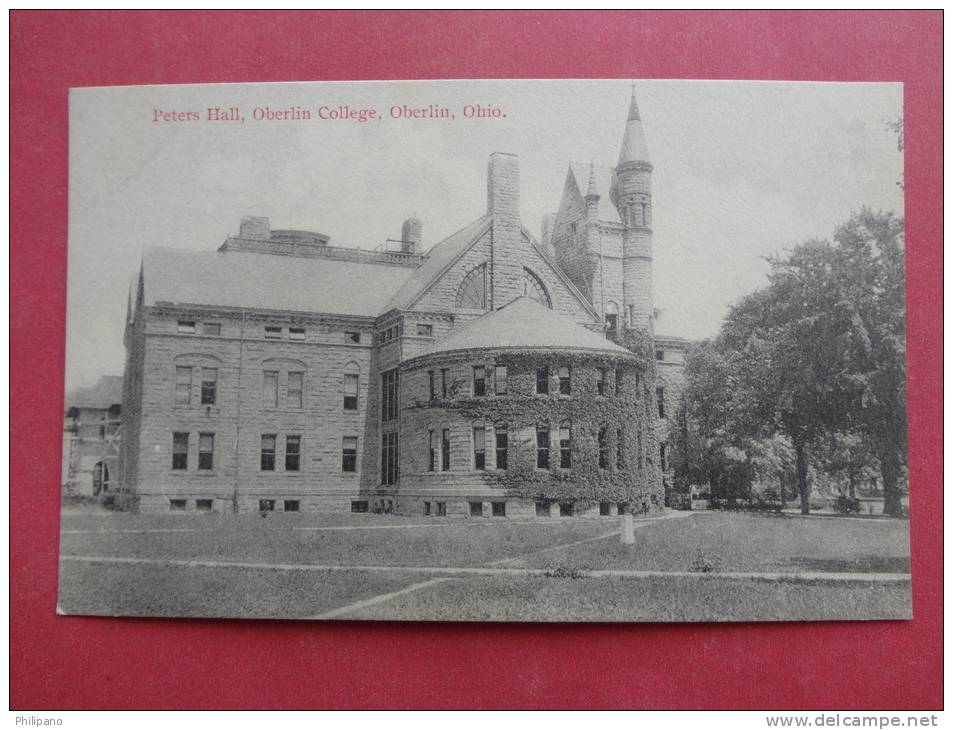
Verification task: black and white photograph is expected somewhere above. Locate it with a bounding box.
[59,79,910,622]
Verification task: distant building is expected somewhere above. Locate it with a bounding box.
[63,375,123,497]
[119,91,684,516]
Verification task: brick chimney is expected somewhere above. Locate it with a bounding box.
[400,216,422,253]
[239,215,271,239]
[486,152,522,308]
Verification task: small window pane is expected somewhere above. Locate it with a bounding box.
[261,435,276,471]
[198,433,214,470]
[265,326,282,339]
[283,500,300,512]
[289,327,305,340]
[285,435,301,472]
[342,436,358,472]
[263,371,278,406]
[175,366,192,405]
[345,331,361,344]
[288,372,304,408]
[200,368,217,405]
[177,321,195,334]
[344,373,358,410]
[416,324,433,337]
[259,499,275,512]
[202,322,221,336]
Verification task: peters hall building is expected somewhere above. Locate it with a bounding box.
[119,91,688,517]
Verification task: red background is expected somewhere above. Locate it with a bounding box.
[10,10,943,710]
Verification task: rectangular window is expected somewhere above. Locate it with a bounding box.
[495,425,508,471]
[177,320,195,334]
[655,349,665,361]
[473,427,486,470]
[265,326,282,339]
[598,427,609,469]
[351,500,369,513]
[617,428,625,470]
[656,387,666,418]
[441,429,450,471]
[558,366,571,395]
[198,432,214,471]
[287,371,304,409]
[174,366,192,405]
[263,371,278,406]
[283,500,300,512]
[200,367,217,405]
[606,314,618,336]
[380,432,399,485]
[260,434,276,471]
[492,501,506,517]
[285,435,301,472]
[381,369,399,422]
[660,443,667,472]
[469,501,483,517]
[559,502,574,517]
[202,322,221,336]
[494,364,507,395]
[172,432,189,470]
[416,323,433,337]
[473,366,486,397]
[259,499,275,512]
[436,502,447,517]
[169,499,187,511]
[559,423,572,469]
[616,368,624,393]
[342,436,357,472]
[428,430,437,472]
[428,371,435,401]
[196,499,213,512]
[441,369,449,399]
[424,501,432,516]
[343,373,358,410]
[345,331,361,344]
[599,502,611,516]
[289,327,305,341]
[536,426,550,469]
[618,502,629,516]
[535,501,550,517]
[536,366,549,395]
[597,368,607,396]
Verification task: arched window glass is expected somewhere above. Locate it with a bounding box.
[456,264,487,309]
[522,268,552,308]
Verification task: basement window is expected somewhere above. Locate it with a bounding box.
[265,326,283,339]
[599,502,611,516]
[283,500,300,512]
[258,499,275,512]
[350,500,369,513]
[289,327,306,341]
[177,320,196,334]
[559,502,574,517]
[169,499,187,511]
[424,501,432,516]
[469,501,483,517]
[492,501,506,517]
[435,502,447,516]
[202,322,221,336]
[535,501,550,517]
[196,499,213,512]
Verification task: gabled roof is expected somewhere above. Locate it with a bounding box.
[141,246,415,318]
[568,163,619,224]
[384,215,492,312]
[66,375,123,411]
[414,296,632,360]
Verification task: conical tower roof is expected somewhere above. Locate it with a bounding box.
[618,86,651,166]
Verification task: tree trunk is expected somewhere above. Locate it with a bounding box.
[794,440,810,514]
[880,449,904,517]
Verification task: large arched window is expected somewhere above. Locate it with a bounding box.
[522,268,552,308]
[456,264,487,310]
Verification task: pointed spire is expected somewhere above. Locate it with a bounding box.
[586,161,599,198]
[618,85,651,166]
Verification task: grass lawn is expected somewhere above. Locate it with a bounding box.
[57,507,911,622]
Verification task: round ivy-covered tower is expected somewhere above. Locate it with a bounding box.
[398,297,664,518]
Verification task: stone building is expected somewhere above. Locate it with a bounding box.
[119,90,681,515]
[63,375,123,497]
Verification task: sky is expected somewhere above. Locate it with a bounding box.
[67,79,903,392]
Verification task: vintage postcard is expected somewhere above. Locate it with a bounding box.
[59,79,909,621]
